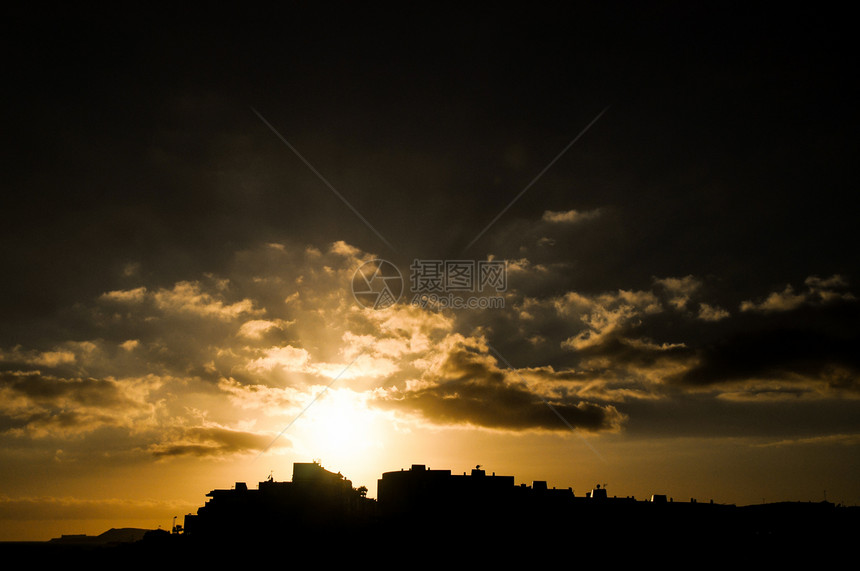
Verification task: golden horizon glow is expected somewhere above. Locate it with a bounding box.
[285,388,390,475]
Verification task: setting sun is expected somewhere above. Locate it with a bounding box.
[288,388,387,470]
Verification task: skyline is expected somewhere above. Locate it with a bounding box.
[2,6,858,540]
[26,461,857,565]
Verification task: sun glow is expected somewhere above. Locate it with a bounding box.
[290,388,387,469]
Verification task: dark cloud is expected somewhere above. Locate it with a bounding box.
[0,371,127,406]
[4,7,854,336]
[569,334,689,368]
[375,339,625,432]
[617,395,860,439]
[669,301,860,392]
[148,426,285,458]
[0,370,160,438]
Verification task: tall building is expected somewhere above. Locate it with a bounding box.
[183,461,374,541]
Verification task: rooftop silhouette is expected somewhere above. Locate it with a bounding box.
[7,461,856,565]
[183,461,373,541]
[174,462,856,562]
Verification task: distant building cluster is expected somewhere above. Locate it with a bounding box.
[179,461,854,551]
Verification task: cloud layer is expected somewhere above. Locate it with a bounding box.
[2,229,856,467]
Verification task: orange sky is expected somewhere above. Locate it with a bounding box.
[1,241,857,540]
[2,5,858,542]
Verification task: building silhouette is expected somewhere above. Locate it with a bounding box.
[173,461,857,563]
[183,461,375,542]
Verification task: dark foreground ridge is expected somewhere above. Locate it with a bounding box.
[5,462,858,565]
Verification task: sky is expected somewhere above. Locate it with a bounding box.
[2,5,858,540]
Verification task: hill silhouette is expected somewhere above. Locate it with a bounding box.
[48,527,152,546]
